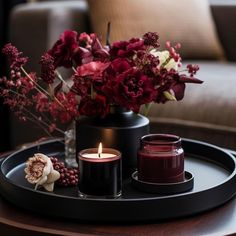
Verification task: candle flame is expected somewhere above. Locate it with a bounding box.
[98,142,102,157]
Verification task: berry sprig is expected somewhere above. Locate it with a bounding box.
[50,157,79,187]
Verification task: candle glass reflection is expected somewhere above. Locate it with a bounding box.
[78,147,122,198]
[138,134,184,183]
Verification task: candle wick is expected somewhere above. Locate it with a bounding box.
[98,153,101,158]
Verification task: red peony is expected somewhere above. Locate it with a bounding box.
[106,68,156,112]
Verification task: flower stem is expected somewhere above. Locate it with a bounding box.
[22,107,64,134]
[72,66,77,73]
[55,70,71,90]
[21,66,67,110]
[21,66,52,97]
[143,103,152,116]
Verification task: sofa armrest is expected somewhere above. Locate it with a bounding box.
[9,0,89,72]
[210,0,236,61]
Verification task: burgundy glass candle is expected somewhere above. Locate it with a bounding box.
[138,134,184,183]
[78,147,122,198]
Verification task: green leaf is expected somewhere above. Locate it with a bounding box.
[144,103,152,116]
[163,91,176,101]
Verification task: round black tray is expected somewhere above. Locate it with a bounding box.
[0,138,236,222]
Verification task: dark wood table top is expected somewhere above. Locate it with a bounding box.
[0,195,236,236]
[0,151,236,236]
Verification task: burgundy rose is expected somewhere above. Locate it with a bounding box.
[107,68,156,112]
[127,38,145,51]
[101,58,133,98]
[73,47,93,65]
[48,30,79,68]
[110,41,128,58]
[76,61,110,77]
[91,37,110,60]
[110,58,132,74]
[73,35,109,65]
[73,61,110,96]
[78,94,109,117]
[110,38,145,59]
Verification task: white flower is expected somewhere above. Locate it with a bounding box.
[24,153,60,192]
[150,49,180,71]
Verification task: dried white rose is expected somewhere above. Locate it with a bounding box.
[24,153,60,192]
[150,49,180,71]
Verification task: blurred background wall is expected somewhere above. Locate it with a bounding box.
[0,0,26,152]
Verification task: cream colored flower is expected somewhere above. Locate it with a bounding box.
[24,153,60,192]
[150,49,180,71]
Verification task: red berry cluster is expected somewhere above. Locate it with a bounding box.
[50,157,79,187]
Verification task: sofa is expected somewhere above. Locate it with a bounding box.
[7,0,236,150]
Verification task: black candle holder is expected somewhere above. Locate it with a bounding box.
[78,148,122,198]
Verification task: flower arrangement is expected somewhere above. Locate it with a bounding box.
[0,30,202,135]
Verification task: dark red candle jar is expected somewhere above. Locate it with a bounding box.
[138,134,184,183]
[78,147,122,198]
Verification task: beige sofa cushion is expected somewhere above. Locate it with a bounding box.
[147,61,236,149]
[87,0,224,59]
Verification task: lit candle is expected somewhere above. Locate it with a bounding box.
[82,143,116,159]
[138,134,184,183]
[78,143,122,198]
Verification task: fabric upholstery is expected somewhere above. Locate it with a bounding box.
[87,0,224,59]
[211,2,236,61]
[147,61,236,149]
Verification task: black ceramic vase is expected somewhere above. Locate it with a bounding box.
[76,106,149,177]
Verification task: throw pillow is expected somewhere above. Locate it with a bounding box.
[87,0,224,59]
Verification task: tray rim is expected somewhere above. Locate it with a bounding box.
[0,138,236,221]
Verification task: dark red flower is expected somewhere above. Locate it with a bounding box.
[72,75,91,97]
[48,30,79,68]
[143,32,160,47]
[106,68,156,112]
[91,37,110,60]
[76,61,110,77]
[110,58,132,74]
[78,32,93,48]
[0,31,202,130]
[39,53,55,84]
[186,64,200,76]
[73,47,93,65]
[179,74,202,83]
[34,92,49,112]
[2,43,28,71]
[110,38,145,58]
[49,92,79,123]
[73,35,109,65]
[79,94,109,117]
